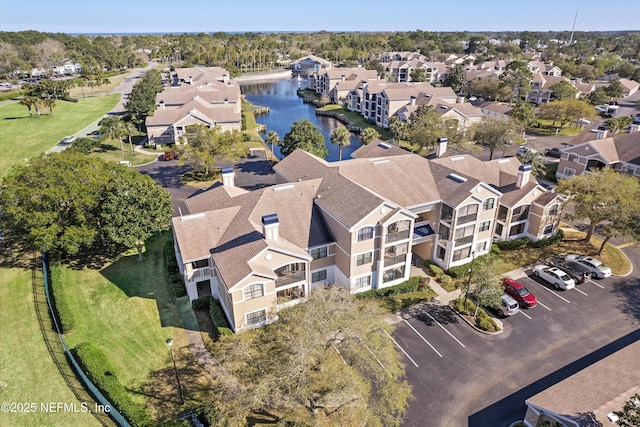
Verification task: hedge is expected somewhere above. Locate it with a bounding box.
[165,241,186,298]
[49,264,75,334]
[451,297,499,332]
[428,263,444,278]
[532,229,564,248]
[73,342,150,427]
[496,237,531,251]
[191,297,211,311]
[209,297,233,336]
[354,276,427,300]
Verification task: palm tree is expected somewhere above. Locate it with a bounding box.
[19,96,35,116]
[99,116,125,156]
[41,97,56,115]
[123,121,136,154]
[330,127,351,162]
[265,130,280,158]
[360,127,380,145]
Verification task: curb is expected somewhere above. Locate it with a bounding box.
[449,305,504,335]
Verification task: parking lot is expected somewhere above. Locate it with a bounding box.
[394,264,640,427]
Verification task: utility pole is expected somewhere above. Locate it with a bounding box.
[569,10,578,45]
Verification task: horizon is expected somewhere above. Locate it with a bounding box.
[1,0,639,34]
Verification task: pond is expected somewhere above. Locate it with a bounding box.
[241,78,363,162]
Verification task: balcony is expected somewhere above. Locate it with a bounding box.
[386,229,411,243]
[413,222,435,242]
[275,271,306,288]
[186,267,212,282]
[276,285,306,306]
[384,254,407,267]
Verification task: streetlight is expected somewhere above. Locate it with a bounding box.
[166,338,184,405]
[463,251,477,307]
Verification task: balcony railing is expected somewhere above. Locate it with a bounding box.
[454,236,474,246]
[275,271,306,288]
[186,267,211,282]
[384,254,407,267]
[386,230,411,243]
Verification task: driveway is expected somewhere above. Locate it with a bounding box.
[397,248,640,427]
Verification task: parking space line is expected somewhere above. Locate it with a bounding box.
[403,319,443,358]
[586,280,605,289]
[573,287,588,296]
[423,310,466,348]
[383,329,419,368]
[518,310,532,319]
[537,301,552,311]
[531,282,571,303]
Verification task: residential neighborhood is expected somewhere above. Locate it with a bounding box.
[1,6,639,427]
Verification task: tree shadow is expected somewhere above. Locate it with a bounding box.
[402,302,461,326]
[612,277,640,325]
[94,143,119,152]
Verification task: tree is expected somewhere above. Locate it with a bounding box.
[549,80,578,100]
[468,257,502,318]
[175,124,249,175]
[281,119,328,159]
[472,118,523,160]
[443,64,467,94]
[407,105,451,153]
[265,130,280,158]
[511,101,537,128]
[19,96,36,116]
[613,393,640,427]
[99,116,126,156]
[516,150,546,178]
[468,77,512,102]
[409,68,427,82]
[360,127,380,145]
[538,99,594,129]
[208,286,412,426]
[604,116,632,134]
[604,79,624,98]
[389,117,409,144]
[0,152,172,258]
[555,168,640,251]
[499,60,533,104]
[40,97,56,115]
[330,127,351,161]
[586,87,610,106]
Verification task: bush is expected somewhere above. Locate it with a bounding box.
[490,244,501,256]
[428,264,444,278]
[73,342,150,426]
[532,229,564,248]
[191,297,211,310]
[209,297,233,335]
[496,237,531,251]
[49,264,75,334]
[439,274,454,288]
[355,276,425,300]
[476,313,499,332]
[452,298,499,332]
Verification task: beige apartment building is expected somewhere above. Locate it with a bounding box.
[171,141,562,332]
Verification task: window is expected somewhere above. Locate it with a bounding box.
[310,246,327,259]
[509,222,527,236]
[383,266,405,283]
[386,220,411,243]
[452,247,471,262]
[191,259,209,269]
[243,284,264,300]
[511,205,530,223]
[568,153,579,163]
[497,205,508,221]
[564,167,576,177]
[543,224,554,235]
[246,309,266,326]
[384,243,408,267]
[457,204,478,224]
[439,223,450,240]
[482,198,495,211]
[437,246,446,260]
[621,164,635,174]
[441,204,454,222]
[312,270,327,283]
[495,223,504,236]
[357,226,374,241]
[454,224,475,246]
[353,275,371,290]
[475,241,488,253]
[548,204,559,215]
[356,252,373,266]
[478,221,491,232]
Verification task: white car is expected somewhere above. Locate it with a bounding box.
[61,136,76,144]
[565,255,612,279]
[517,146,538,156]
[533,265,576,290]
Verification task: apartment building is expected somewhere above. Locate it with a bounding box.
[172,140,562,332]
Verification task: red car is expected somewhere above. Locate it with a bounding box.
[502,278,537,308]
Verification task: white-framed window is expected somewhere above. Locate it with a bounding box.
[457,204,479,224]
[452,247,471,262]
[439,223,450,240]
[475,241,488,253]
[437,246,446,260]
[482,198,495,210]
[382,266,405,283]
[620,164,635,174]
[311,270,327,283]
[548,204,559,215]
[564,167,576,177]
[246,309,266,326]
[568,154,579,163]
[357,226,374,241]
[310,246,327,259]
[353,275,371,290]
[543,224,554,235]
[243,283,264,301]
[356,252,373,266]
[478,220,491,232]
[454,224,475,246]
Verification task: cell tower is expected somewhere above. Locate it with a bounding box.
[569,10,578,44]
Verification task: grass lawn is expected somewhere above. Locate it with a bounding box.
[529,119,584,136]
[318,104,392,140]
[89,135,158,166]
[0,94,119,177]
[0,266,100,427]
[376,287,438,313]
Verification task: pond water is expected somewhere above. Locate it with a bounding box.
[241,78,363,162]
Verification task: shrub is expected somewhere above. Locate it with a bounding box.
[191,297,211,310]
[49,264,75,334]
[452,297,499,332]
[496,237,531,251]
[532,229,564,248]
[452,296,475,315]
[354,276,424,300]
[209,298,232,335]
[428,264,444,278]
[476,313,499,332]
[439,274,454,288]
[73,342,150,426]
[490,244,501,256]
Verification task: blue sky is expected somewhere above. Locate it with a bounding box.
[0,0,638,34]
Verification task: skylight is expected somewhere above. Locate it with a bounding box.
[447,173,467,183]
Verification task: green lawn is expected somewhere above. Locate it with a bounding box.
[318,104,392,140]
[529,119,584,136]
[0,267,100,427]
[0,94,119,177]
[89,135,159,166]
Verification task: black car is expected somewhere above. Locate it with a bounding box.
[545,147,562,158]
[552,259,592,284]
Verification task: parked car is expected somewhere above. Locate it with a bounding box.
[517,146,537,156]
[163,149,175,161]
[544,147,562,158]
[533,265,576,290]
[492,294,520,317]
[551,259,592,284]
[61,136,76,144]
[565,255,612,279]
[502,278,537,308]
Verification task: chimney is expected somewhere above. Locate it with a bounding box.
[595,129,608,140]
[436,137,448,157]
[629,124,639,133]
[410,95,416,105]
[262,214,279,241]
[159,100,165,110]
[457,95,464,103]
[221,167,235,187]
[517,164,532,189]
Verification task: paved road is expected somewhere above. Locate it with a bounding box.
[397,244,639,427]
